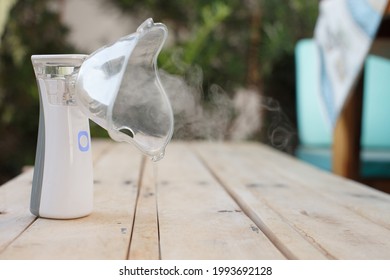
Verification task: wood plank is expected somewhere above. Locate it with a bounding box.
[195,142,390,259]
[253,143,390,231]
[0,170,36,253]
[193,143,327,260]
[155,142,285,260]
[128,157,160,260]
[0,139,114,255]
[91,138,114,162]
[0,142,142,259]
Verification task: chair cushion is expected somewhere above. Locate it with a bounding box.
[296,146,390,178]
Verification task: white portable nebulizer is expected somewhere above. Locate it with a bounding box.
[30,19,174,219]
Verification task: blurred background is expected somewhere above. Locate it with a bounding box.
[0,0,318,184]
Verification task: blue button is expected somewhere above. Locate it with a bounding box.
[78,131,90,152]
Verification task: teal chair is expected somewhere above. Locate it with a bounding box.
[295,39,390,178]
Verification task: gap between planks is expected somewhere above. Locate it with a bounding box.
[127,156,161,260]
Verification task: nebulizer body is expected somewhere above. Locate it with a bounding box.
[30,19,173,219]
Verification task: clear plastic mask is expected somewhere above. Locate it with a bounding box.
[75,19,173,161]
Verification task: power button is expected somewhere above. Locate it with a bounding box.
[78,130,90,152]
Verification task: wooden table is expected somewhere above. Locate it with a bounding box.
[1,141,390,260]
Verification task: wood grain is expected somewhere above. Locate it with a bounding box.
[155,143,285,259]
[253,143,390,231]
[195,142,390,259]
[0,170,36,253]
[193,143,327,260]
[0,142,142,259]
[333,72,363,181]
[128,157,160,260]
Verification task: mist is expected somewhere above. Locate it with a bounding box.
[158,67,296,151]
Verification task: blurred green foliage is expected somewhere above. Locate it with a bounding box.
[0,0,75,183]
[112,0,317,88]
[0,0,318,183]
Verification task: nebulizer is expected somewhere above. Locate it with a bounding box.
[30,19,173,219]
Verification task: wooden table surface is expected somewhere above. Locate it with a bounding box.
[1,141,390,260]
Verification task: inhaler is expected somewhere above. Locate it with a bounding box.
[30,19,174,219]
